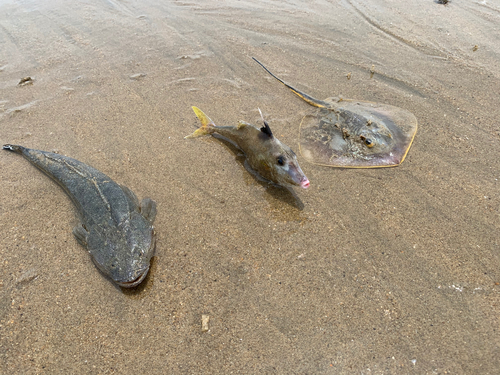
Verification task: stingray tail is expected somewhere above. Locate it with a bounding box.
[252,57,330,108]
[185,107,217,139]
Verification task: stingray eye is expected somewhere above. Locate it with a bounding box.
[360,135,374,148]
[364,138,374,148]
[277,156,285,166]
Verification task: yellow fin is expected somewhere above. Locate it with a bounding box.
[185,106,216,139]
[236,121,249,130]
[192,106,214,127]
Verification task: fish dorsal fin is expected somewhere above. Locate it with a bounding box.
[258,108,273,138]
[260,122,273,138]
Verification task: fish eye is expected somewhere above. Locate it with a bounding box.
[277,156,285,166]
[360,135,374,148]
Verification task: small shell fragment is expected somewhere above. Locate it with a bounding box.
[201,314,210,332]
[130,73,147,80]
[15,268,38,287]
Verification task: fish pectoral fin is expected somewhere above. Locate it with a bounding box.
[73,224,89,247]
[140,198,157,224]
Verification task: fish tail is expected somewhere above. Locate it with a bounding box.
[2,144,24,154]
[185,107,217,139]
[252,57,330,109]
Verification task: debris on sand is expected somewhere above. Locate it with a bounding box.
[201,315,210,332]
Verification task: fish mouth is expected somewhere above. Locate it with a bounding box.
[117,268,149,288]
[300,178,310,189]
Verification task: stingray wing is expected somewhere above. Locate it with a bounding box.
[299,100,417,168]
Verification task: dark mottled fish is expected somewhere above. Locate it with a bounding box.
[3,144,157,288]
[185,107,310,189]
[253,57,417,168]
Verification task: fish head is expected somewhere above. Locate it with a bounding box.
[246,116,309,188]
[254,137,310,189]
[88,213,156,288]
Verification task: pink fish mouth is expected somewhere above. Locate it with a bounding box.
[300,178,310,189]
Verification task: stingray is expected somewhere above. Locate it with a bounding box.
[253,58,417,168]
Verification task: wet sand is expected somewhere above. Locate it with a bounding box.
[1,0,499,373]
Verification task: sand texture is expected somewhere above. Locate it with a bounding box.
[1,0,499,373]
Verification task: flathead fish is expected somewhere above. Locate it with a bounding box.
[3,144,157,288]
[185,107,310,189]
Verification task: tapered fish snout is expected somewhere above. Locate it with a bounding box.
[287,163,310,189]
[300,177,310,189]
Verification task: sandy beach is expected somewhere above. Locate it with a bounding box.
[1,0,499,373]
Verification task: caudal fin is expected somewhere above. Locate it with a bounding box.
[2,144,23,154]
[185,107,216,139]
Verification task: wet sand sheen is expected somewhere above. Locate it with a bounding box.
[1,0,499,373]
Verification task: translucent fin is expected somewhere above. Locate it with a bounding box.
[140,198,157,224]
[73,224,89,247]
[299,100,418,168]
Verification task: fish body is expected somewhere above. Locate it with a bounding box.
[3,144,157,288]
[186,107,310,189]
[253,57,417,168]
